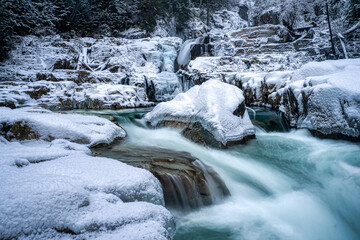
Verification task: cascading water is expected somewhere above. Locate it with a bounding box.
[86,108,360,240]
[177,39,195,68]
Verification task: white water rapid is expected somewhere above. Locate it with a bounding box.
[85,109,360,240]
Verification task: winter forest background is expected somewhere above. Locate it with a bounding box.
[1,0,359,61]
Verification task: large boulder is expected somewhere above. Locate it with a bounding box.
[290,59,360,141]
[145,79,255,147]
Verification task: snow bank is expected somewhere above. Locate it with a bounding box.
[0,107,125,147]
[145,79,255,146]
[292,58,360,82]
[0,139,174,239]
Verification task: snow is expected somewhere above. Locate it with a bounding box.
[0,107,174,239]
[145,79,255,145]
[0,107,126,147]
[292,59,360,82]
[0,139,174,239]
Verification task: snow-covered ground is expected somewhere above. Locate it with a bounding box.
[145,80,255,146]
[0,107,175,239]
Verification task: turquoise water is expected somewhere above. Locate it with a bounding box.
[85,108,360,240]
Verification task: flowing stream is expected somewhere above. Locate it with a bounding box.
[82,108,360,240]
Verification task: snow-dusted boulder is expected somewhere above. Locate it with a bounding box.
[145,80,255,147]
[0,107,125,147]
[288,59,360,140]
[0,139,174,239]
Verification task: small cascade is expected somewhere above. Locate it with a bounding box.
[176,35,213,70]
[92,145,230,211]
[160,174,203,211]
[193,160,230,204]
[248,108,290,132]
[175,35,213,93]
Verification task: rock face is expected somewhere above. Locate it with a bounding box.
[145,80,255,147]
[92,146,230,210]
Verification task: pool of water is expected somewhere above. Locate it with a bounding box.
[79,108,360,240]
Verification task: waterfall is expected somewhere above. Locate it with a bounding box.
[177,39,195,68]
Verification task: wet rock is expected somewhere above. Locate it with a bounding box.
[254,9,280,26]
[1,121,40,141]
[36,73,58,81]
[77,70,91,83]
[182,122,225,148]
[53,59,76,70]
[92,146,230,210]
[238,4,249,21]
[0,101,16,109]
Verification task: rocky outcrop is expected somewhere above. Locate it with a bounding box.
[92,146,230,210]
[145,80,255,147]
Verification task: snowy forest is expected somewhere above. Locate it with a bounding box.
[0,0,360,239]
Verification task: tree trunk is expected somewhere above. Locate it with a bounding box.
[206,0,210,27]
[326,1,336,57]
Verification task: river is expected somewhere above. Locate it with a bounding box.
[80,108,360,240]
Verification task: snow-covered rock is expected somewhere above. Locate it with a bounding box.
[185,58,360,141]
[0,107,126,147]
[145,79,255,147]
[0,138,174,239]
[0,35,183,109]
[0,80,153,110]
[289,59,360,140]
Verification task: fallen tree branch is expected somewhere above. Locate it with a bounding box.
[81,61,94,72]
[343,21,360,35]
[337,33,348,59]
